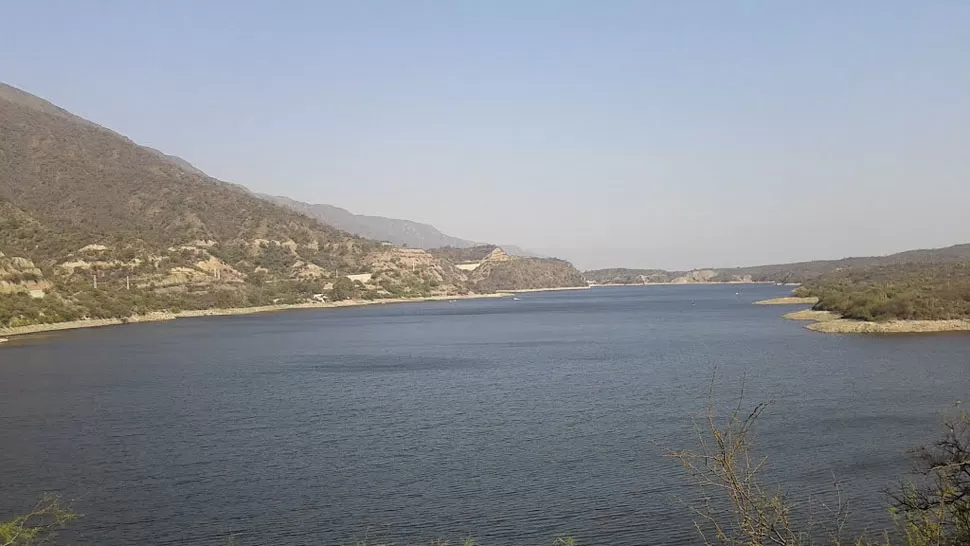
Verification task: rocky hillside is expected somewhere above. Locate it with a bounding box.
[261,194,539,257]
[0,83,477,327]
[430,245,587,291]
[260,194,479,250]
[427,245,504,264]
[0,83,586,328]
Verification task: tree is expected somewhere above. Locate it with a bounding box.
[0,494,76,546]
[329,277,359,301]
[891,411,970,546]
[674,376,970,546]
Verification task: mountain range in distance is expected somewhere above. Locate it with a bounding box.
[583,243,970,285]
[256,194,537,257]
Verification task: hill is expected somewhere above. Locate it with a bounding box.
[259,194,477,250]
[429,245,587,291]
[0,83,477,327]
[260,194,539,257]
[584,268,751,284]
[709,244,970,283]
[585,243,970,285]
[0,83,586,329]
[793,262,970,321]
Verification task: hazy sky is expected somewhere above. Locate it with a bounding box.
[3,1,968,270]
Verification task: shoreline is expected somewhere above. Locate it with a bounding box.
[782,308,970,334]
[0,293,511,341]
[753,296,818,305]
[590,281,776,287]
[497,285,591,293]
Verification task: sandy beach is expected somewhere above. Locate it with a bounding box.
[0,293,511,340]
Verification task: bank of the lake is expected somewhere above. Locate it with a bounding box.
[497,285,591,293]
[783,309,839,322]
[753,296,818,305]
[807,317,970,333]
[781,308,970,334]
[0,293,511,340]
[591,281,776,287]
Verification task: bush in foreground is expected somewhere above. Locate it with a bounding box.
[0,493,76,546]
[673,380,970,546]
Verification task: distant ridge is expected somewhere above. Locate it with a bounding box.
[585,243,970,285]
[259,194,479,250]
[260,193,538,256]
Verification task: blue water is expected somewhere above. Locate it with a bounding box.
[1,285,968,545]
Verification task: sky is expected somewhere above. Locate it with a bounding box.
[2,1,968,270]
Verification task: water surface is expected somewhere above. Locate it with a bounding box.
[1,285,968,545]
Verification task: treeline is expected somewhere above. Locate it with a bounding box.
[795,262,970,321]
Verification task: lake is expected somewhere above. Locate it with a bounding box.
[1,285,968,545]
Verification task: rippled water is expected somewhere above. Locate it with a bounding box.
[2,285,969,545]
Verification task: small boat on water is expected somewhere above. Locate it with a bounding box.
[513,297,521,301]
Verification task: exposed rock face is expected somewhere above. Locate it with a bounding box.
[671,269,718,283]
[0,254,45,295]
[482,247,511,264]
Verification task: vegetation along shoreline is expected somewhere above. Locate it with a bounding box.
[0,293,511,341]
[762,302,970,334]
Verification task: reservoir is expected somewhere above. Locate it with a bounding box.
[2,285,967,545]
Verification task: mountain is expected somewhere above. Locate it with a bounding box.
[260,194,539,257]
[795,261,970,322]
[0,83,583,329]
[0,83,475,326]
[585,243,970,285]
[259,194,479,249]
[427,245,586,291]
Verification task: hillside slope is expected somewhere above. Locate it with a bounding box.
[0,83,587,329]
[429,245,587,291]
[260,194,477,249]
[793,262,970,322]
[0,83,473,327]
[260,194,539,257]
